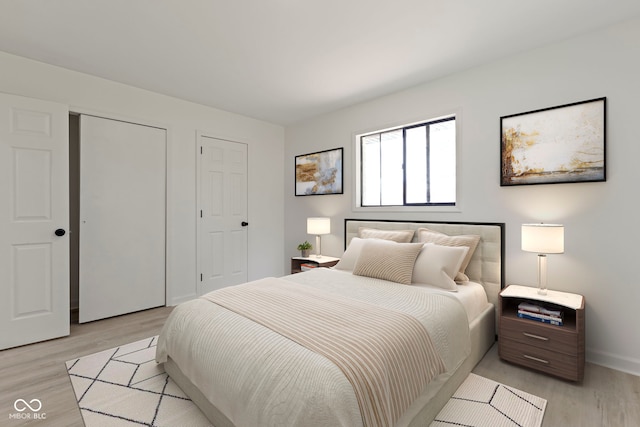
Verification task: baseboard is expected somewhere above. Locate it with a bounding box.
[168,292,197,306]
[587,348,640,377]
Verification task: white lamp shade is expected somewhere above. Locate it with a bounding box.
[521,224,564,254]
[307,217,331,235]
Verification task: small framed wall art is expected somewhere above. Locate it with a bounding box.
[501,97,606,186]
[295,147,343,196]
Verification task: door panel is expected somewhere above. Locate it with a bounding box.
[79,115,166,323]
[0,93,69,350]
[198,136,248,295]
[230,229,245,274]
[14,148,52,219]
[12,243,52,316]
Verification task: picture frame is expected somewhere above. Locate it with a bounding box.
[500,97,606,186]
[295,147,343,196]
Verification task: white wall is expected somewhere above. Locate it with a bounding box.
[0,50,285,306]
[285,18,640,375]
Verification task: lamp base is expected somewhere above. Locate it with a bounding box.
[537,254,548,295]
[315,235,322,258]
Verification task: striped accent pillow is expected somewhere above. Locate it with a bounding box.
[353,240,423,285]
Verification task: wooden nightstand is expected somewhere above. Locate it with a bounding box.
[291,256,340,274]
[499,285,585,381]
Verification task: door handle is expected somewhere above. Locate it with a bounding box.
[55,228,66,237]
[241,222,249,227]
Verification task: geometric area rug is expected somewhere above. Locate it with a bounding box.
[66,336,211,426]
[430,373,546,427]
[67,336,545,427]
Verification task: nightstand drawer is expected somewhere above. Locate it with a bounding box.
[500,338,579,381]
[501,316,577,355]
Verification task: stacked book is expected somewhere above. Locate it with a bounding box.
[300,263,317,272]
[517,302,564,326]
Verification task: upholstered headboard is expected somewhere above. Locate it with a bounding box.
[344,219,505,312]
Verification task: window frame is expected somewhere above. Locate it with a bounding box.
[354,114,460,212]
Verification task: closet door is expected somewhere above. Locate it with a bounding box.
[79,115,166,323]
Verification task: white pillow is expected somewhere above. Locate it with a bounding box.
[416,228,480,282]
[353,240,423,285]
[333,237,370,271]
[412,243,469,291]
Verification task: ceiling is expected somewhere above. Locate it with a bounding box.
[2,1,639,126]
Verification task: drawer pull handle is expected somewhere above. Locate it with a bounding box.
[523,332,549,341]
[523,354,550,364]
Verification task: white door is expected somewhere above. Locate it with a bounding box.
[0,93,69,350]
[79,115,166,323]
[198,135,248,295]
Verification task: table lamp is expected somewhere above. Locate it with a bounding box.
[307,217,330,258]
[521,223,564,295]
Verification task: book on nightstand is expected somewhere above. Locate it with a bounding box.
[300,263,317,271]
[517,302,564,326]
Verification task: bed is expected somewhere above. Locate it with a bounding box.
[156,219,504,427]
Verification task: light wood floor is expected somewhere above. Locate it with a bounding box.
[1,306,639,426]
[474,345,640,427]
[1,306,174,427]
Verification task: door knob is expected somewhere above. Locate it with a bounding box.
[55,228,66,237]
[241,222,249,227]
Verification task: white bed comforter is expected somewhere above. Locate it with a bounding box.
[156,268,470,427]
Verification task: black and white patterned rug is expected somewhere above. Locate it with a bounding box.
[66,337,545,427]
[65,336,211,426]
[430,373,546,427]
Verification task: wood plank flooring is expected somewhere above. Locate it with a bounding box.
[0,306,173,427]
[1,306,639,426]
[474,345,640,427]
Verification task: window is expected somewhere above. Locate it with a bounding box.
[359,116,456,207]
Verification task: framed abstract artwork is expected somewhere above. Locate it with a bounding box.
[500,97,606,186]
[295,147,343,196]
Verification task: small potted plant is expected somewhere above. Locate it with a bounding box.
[297,241,312,257]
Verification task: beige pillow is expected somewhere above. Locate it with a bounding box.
[358,227,415,243]
[412,243,469,291]
[334,237,369,271]
[353,240,423,285]
[416,228,480,282]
